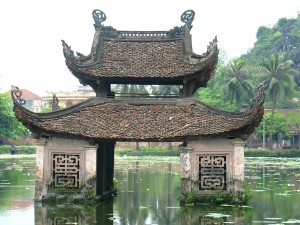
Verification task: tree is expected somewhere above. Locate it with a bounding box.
[150,85,179,97]
[254,112,290,148]
[0,93,31,139]
[113,84,149,98]
[196,49,236,111]
[221,59,253,111]
[285,111,300,149]
[196,87,236,111]
[258,53,297,148]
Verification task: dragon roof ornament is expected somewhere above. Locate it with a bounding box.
[181,10,195,27]
[93,9,106,27]
[11,86,26,105]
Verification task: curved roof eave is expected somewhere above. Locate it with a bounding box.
[11,84,264,142]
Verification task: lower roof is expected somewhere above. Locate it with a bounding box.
[12,85,264,142]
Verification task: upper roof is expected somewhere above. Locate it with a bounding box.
[11,84,265,142]
[62,9,218,87]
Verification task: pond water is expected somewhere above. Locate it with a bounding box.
[0,155,300,225]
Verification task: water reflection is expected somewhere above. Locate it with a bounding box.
[35,201,114,225]
[1,156,300,225]
[181,205,253,225]
[34,203,253,225]
[114,160,181,224]
[0,156,35,225]
[245,157,300,223]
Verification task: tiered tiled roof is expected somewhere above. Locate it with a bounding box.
[11,10,264,142]
[11,85,264,142]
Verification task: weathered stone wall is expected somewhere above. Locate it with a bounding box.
[180,138,245,203]
[35,137,97,201]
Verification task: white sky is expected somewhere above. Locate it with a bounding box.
[0,0,299,96]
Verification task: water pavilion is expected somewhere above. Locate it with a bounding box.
[11,9,264,203]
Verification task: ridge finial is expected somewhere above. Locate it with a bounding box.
[93,9,106,26]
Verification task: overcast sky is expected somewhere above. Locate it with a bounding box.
[0,0,299,96]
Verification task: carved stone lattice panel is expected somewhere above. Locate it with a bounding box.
[52,153,80,189]
[51,215,80,225]
[199,155,227,190]
[199,216,226,225]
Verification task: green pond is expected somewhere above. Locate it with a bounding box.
[0,155,300,225]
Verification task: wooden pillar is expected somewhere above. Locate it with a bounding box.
[182,79,188,98]
[96,141,115,196]
[103,142,110,191]
[105,141,115,191]
[96,143,105,196]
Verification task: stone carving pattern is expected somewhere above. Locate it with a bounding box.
[199,216,225,225]
[52,153,80,189]
[51,215,80,225]
[199,156,227,190]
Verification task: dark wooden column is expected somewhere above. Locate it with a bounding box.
[95,79,111,97]
[96,143,105,196]
[105,141,115,191]
[96,141,115,196]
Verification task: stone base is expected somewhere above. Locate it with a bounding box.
[34,138,115,202]
[180,138,246,204]
[41,189,117,203]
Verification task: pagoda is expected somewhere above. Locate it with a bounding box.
[11,9,264,203]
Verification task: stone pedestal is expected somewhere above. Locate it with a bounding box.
[180,147,193,192]
[180,138,245,203]
[34,137,98,202]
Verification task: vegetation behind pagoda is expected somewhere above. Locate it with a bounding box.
[0,93,31,139]
[197,13,300,148]
[198,12,300,111]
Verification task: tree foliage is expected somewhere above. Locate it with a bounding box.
[198,13,300,145]
[221,59,253,110]
[196,50,254,111]
[285,111,300,149]
[150,85,179,96]
[196,87,236,111]
[254,112,290,141]
[259,54,297,103]
[258,53,297,147]
[243,13,300,88]
[113,84,150,97]
[0,93,30,139]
